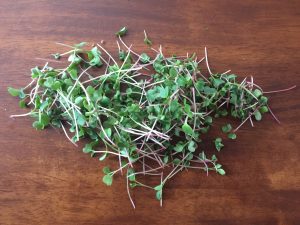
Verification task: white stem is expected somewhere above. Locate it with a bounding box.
[204,47,212,75]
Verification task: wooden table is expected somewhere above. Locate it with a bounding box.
[0,1,299,224]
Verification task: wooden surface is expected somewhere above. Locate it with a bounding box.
[0,0,299,224]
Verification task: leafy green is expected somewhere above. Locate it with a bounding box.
[222,123,232,133]
[214,138,224,151]
[217,168,226,175]
[182,123,194,136]
[102,174,113,186]
[8,87,21,97]
[140,53,150,63]
[228,133,237,139]
[7,28,279,205]
[32,121,44,130]
[254,110,262,121]
[116,27,127,37]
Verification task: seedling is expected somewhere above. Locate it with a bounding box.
[8,28,296,208]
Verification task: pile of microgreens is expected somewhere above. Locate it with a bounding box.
[8,27,296,208]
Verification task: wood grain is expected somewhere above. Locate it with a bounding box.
[0,0,299,224]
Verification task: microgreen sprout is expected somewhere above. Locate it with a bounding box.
[116,26,128,37]
[214,138,224,151]
[144,30,152,46]
[8,27,296,208]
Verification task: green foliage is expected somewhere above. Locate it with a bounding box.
[8,27,277,206]
[182,122,194,136]
[32,121,44,130]
[140,53,150,63]
[102,174,113,186]
[8,87,21,97]
[214,138,224,151]
[144,30,152,46]
[228,133,237,139]
[188,140,197,152]
[217,168,226,175]
[116,27,127,37]
[254,110,262,121]
[222,124,232,133]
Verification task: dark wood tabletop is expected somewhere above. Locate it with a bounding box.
[0,0,299,225]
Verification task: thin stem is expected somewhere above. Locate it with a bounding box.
[204,47,212,75]
[126,175,136,209]
[267,106,281,124]
[263,85,296,94]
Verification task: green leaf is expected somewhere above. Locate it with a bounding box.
[99,153,107,161]
[68,54,82,64]
[203,86,216,95]
[163,155,169,164]
[102,174,113,186]
[19,100,26,108]
[143,30,152,46]
[213,78,224,88]
[184,103,193,118]
[174,142,185,152]
[18,89,25,99]
[31,67,43,78]
[259,96,268,104]
[211,154,217,161]
[204,116,213,125]
[105,128,112,138]
[156,190,162,200]
[40,114,50,126]
[119,50,126,61]
[39,100,49,111]
[99,128,112,139]
[253,89,262,98]
[86,86,95,95]
[32,121,44,130]
[76,113,86,126]
[43,77,54,88]
[228,133,237,139]
[217,168,226,175]
[188,141,196,152]
[154,184,162,191]
[173,158,181,165]
[116,26,127,37]
[200,126,209,134]
[195,80,205,91]
[51,81,61,90]
[88,47,102,66]
[182,122,194,136]
[253,110,262,121]
[67,63,78,80]
[215,164,222,169]
[127,168,136,181]
[102,166,111,174]
[140,53,150,63]
[8,87,21,97]
[169,100,180,112]
[214,138,224,151]
[90,56,101,66]
[259,106,269,113]
[83,141,98,153]
[222,123,232,133]
[199,151,206,160]
[169,67,177,77]
[100,95,110,107]
[153,60,164,73]
[158,86,169,98]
